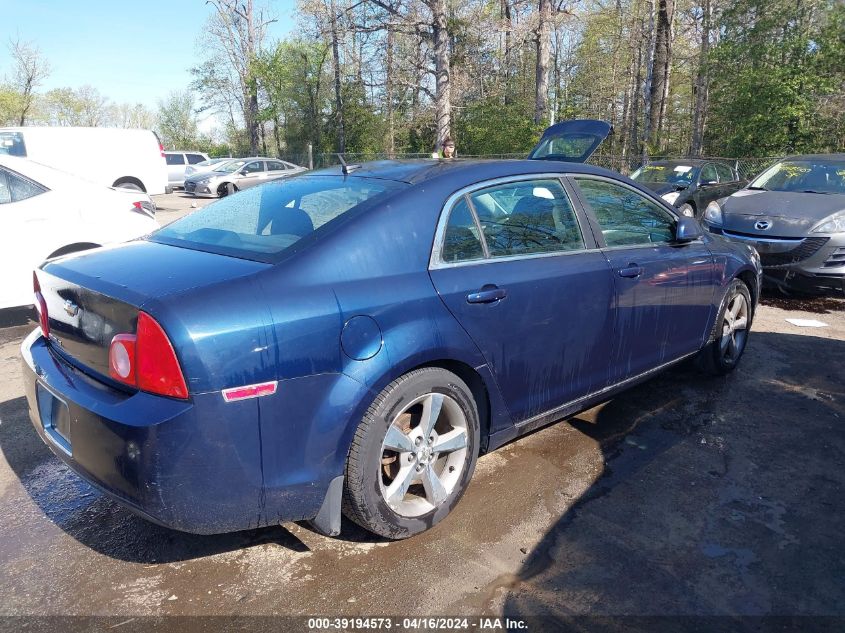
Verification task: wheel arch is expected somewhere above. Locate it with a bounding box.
[112,176,146,192]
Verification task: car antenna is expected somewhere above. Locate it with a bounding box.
[337,153,360,175]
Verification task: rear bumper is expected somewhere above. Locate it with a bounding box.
[20,329,336,534]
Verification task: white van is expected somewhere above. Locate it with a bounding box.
[0,127,170,195]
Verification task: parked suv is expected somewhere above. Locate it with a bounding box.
[164,151,210,189]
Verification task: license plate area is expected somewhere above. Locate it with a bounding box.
[36,383,72,455]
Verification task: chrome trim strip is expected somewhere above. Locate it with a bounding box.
[428,172,589,271]
[721,230,802,244]
[515,349,699,430]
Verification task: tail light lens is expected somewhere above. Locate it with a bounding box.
[159,142,166,158]
[131,200,156,218]
[108,311,188,399]
[33,272,49,337]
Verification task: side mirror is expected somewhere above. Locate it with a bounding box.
[675,216,704,242]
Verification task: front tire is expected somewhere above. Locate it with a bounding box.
[678,202,695,218]
[697,279,752,375]
[343,368,480,539]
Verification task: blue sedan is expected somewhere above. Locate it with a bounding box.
[21,122,762,539]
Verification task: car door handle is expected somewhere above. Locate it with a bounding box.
[618,264,644,278]
[466,286,507,304]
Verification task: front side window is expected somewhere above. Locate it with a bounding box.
[165,154,185,165]
[468,179,585,257]
[575,177,676,247]
[715,163,734,182]
[700,164,718,184]
[150,176,405,262]
[242,161,264,174]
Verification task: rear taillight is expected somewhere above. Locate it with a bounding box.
[33,272,49,338]
[131,200,156,218]
[159,142,166,158]
[108,311,188,399]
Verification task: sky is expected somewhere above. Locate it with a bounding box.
[1,0,297,128]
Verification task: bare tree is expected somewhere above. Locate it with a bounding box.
[690,0,713,155]
[534,0,552,124]
[8,37,50,125]
[202,0,275,154]
[643,0,674,155]
[429,0,451,145]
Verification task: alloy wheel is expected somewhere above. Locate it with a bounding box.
[720,291,749,361]
[379,392,469,517]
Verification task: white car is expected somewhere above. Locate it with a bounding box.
[0,126,170,195]
[0,155,159,309]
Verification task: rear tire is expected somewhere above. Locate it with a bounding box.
[697,278,752,375]
[343,368,480,539]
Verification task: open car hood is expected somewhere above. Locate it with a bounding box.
[527,119,613,163]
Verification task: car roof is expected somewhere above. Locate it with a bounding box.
[781,153,845,162]
[308,158,619,185]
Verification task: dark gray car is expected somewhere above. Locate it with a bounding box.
[702,154,845,294]
[630,159,747,218]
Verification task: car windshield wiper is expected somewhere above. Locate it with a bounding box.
[746,186,768,191]
[799,189,834,194]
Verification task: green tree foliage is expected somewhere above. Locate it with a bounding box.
[707,0,845,156]
[156,91,200,149]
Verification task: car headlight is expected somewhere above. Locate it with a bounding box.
[661,191,680,205]
[704,200,723,224]
[197,177,211,185]
[812,211,845,234]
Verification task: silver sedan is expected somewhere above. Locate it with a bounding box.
[184,158,307,198]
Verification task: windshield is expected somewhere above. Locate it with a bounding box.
[214,159,248,173]
[631,163,698,185]
[150,176,406,262]
[750,159,845,194]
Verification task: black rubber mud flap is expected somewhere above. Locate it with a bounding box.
[308,476,344,537]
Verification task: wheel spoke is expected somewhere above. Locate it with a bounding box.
[730,296,743,319]
[385,464,416,507]
[432,428,467,454]
[720,334,731,353]
[732,317,748,331]
[419,394,444,438]
[383,425,415,453]
[421,464,448,506]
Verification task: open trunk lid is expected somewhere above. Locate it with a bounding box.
[527,119,613,163]
[36,240,269,381]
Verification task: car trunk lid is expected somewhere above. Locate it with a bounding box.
[37,240,270,381]
[527,119,613,163]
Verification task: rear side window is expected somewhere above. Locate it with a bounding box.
[0,132,27,157]
[151,176,406,261]
[0,168,45,203]
[166,154,185,165]
[267,160,286,171]
[469,179,584,257]
[187,154,206,164]
[443,198,485,262]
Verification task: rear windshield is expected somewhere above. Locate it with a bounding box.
[0,132,27,157]
[149,176,406,261]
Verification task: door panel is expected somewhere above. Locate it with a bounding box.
[430,177,615,422]
[571,176,716,382]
